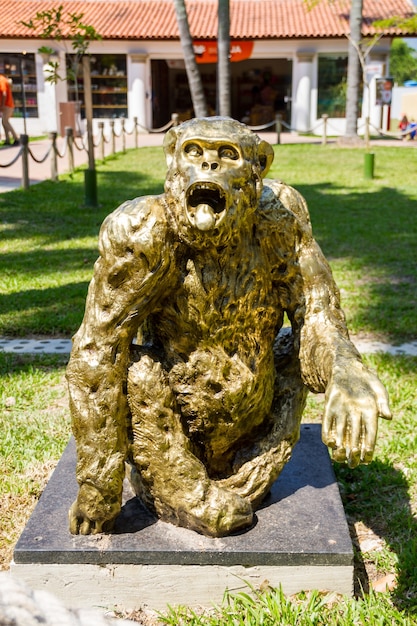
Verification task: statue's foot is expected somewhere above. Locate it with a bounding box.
[69,501,116,535]
[68,486,121,535]
[159,483,253,537]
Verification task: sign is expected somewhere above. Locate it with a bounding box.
[375,78,393,106]
[193,40,254,64]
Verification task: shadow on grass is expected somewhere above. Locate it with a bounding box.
[0,170,164,243]
[0,168,164,336]
[0,281,89,336]
[295,183,417,341]
[0,169,416,339]
[336,460,417,614]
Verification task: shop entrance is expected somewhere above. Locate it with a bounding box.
[151,58,292,128]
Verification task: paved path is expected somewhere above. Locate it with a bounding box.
[1,130,415,194]
[1,335,416,356]
[0,128,165,193]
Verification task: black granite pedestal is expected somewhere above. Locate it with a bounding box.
[11,424,353,611]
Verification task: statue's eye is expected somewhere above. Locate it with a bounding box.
[184,143,203,157]
[219,145,239,160]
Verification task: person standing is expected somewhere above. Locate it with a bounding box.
[0,74,19,146]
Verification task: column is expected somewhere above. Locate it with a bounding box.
[128,53,148,130]
[292,52,314,133]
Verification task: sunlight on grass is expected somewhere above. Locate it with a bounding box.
[158,581,414,625]
[1,143,416,339]
[0,353,70,569]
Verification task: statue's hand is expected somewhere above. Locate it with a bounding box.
[322,360,391,468]
[68,485,120,535]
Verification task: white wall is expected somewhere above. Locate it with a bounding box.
[391,85,417,121]
[0,36,395,136]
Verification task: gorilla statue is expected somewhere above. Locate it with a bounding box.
[66,117,391,537]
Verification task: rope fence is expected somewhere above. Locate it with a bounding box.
[249,113,414,144]
[247,114,330,144]
[0,112,412,190]
[0,113,179,191]
[368,121,413,141]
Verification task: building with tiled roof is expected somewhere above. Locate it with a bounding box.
[0,0,415,135]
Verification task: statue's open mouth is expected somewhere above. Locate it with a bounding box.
[186,182,227,231]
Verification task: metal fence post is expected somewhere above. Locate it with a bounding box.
[50,132,58,181]
[20,134,29,190]
[275,114,282,145]
[133,116,138,149]
[121,118,126,153]
[322,114,328,145]
[98,121,105,162]
[65,127,74,174]
[110,120,116,155]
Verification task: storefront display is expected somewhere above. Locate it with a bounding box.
[0,53,38,118]
[67,54,128,119]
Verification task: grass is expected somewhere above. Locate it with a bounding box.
[1,142,416,340]
[1,141,417,623]
[0,353,69,568]
[0,149,165,336]
[161,584,414,625]
[268,144,417,341]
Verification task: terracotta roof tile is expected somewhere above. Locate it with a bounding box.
[0,0,414,41]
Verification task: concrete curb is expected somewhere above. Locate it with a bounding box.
[1,336,416,356]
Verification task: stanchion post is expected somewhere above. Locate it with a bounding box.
[321,114,328,145]
[84,168,97,207]
[50,131,58,181]
[20,134,29,190]
[275,114,282,145]
[122,118,126,153]
[82,55,98,208]
[172,113,179,127]
[98,121,105,162]
[110,120,116,155]
[133,116,138,149]
[364,152,375,179]
[65,127,74,174]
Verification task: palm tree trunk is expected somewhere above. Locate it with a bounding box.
[173,0,208,117]
[217,0,231,116]
[344,0,363,137]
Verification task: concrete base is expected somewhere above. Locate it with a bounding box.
[11,424,353,611]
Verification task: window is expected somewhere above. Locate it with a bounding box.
[67,54,127,119]
[317,56,348,118]
[0,53,38,118]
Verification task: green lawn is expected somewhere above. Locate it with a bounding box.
[1,142,417,624]
[1,142,416,340]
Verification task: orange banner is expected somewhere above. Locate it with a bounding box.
[193,40,254,64]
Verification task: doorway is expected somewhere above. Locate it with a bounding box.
[151,58,292,127]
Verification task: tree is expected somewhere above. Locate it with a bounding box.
[217,0,231,116]
[174,0,233,118]
[306,0,364,138]
[389,38,417,85]
[345,0,363,138]
[348,34,383,151]
[173,0,208,117]
[21,5,101,102]
[22,5,101,206]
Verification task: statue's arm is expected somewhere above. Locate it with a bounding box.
[66,197,174,533]
[273,183,391,467]
[261,180,353,384]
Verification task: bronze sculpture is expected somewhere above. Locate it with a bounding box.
[66,117,391,537]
